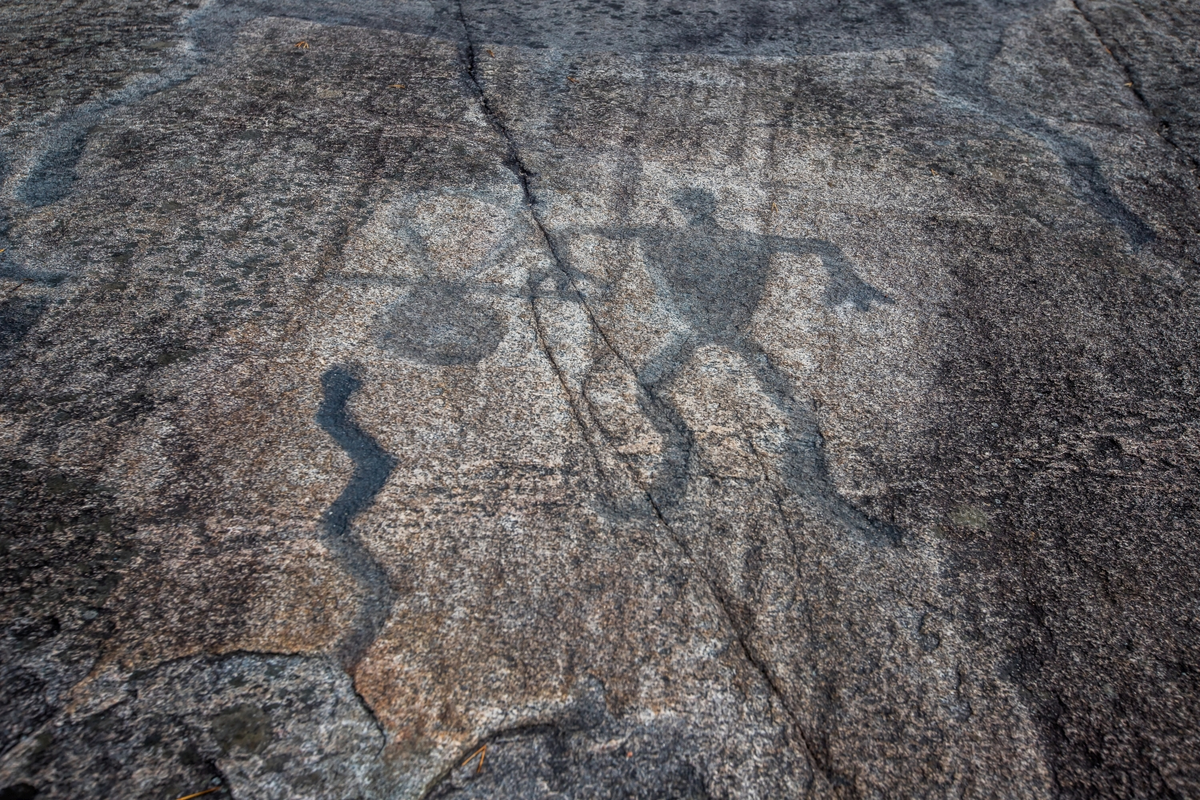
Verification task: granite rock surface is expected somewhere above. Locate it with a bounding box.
[1,1,1198,798]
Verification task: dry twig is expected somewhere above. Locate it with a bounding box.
[173,787,221,800]
[461,744,487,774]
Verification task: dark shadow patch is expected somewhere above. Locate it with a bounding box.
[0,298,47,355]
[0,462,135,766]
[0,784,39,800]
[15,130,90,209]
[0,666,54,759]
[0,266,68,287]
[376,281,504,367]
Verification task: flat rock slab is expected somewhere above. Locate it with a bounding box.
[1,1,1198,798]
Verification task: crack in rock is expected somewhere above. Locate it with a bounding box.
[452,6,843,791]
[1070,0,1200,180]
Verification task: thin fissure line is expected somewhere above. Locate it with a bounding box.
[528,283,618,490]
[453,4,642,387]
[452,7,832,785]
[740,430,838,777]
[1070,0,1200,179]
[641,479,833,786]
[453,1,613,489]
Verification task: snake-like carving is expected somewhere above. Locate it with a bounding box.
[315,366,397,670]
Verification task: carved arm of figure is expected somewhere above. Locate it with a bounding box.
[768,235,891,312]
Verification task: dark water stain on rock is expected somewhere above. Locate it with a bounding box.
[211,704,271,755]
[0,298,46,354]
[376,281,504,367]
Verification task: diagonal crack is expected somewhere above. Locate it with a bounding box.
[452,4,646,390]
[452,4,834,789]
[1070,0,1200,182]
[452,2,616,497]
[642,486,836,791]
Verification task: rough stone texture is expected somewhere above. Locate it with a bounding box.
[1,1,1198,798]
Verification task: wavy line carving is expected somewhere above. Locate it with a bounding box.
[315,366,397,670]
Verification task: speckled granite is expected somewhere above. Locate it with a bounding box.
[1,1,1198,798]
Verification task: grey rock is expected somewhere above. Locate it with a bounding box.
[1,654,387,799]
[1,1,1197,798]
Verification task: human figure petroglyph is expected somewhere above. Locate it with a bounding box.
[554,188,902,544]
[327,186,904,544]
[339,186,902,542]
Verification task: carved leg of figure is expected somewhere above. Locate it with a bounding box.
[634,331,699,512]
[937,62,1156,249]
[736,337,901,546]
